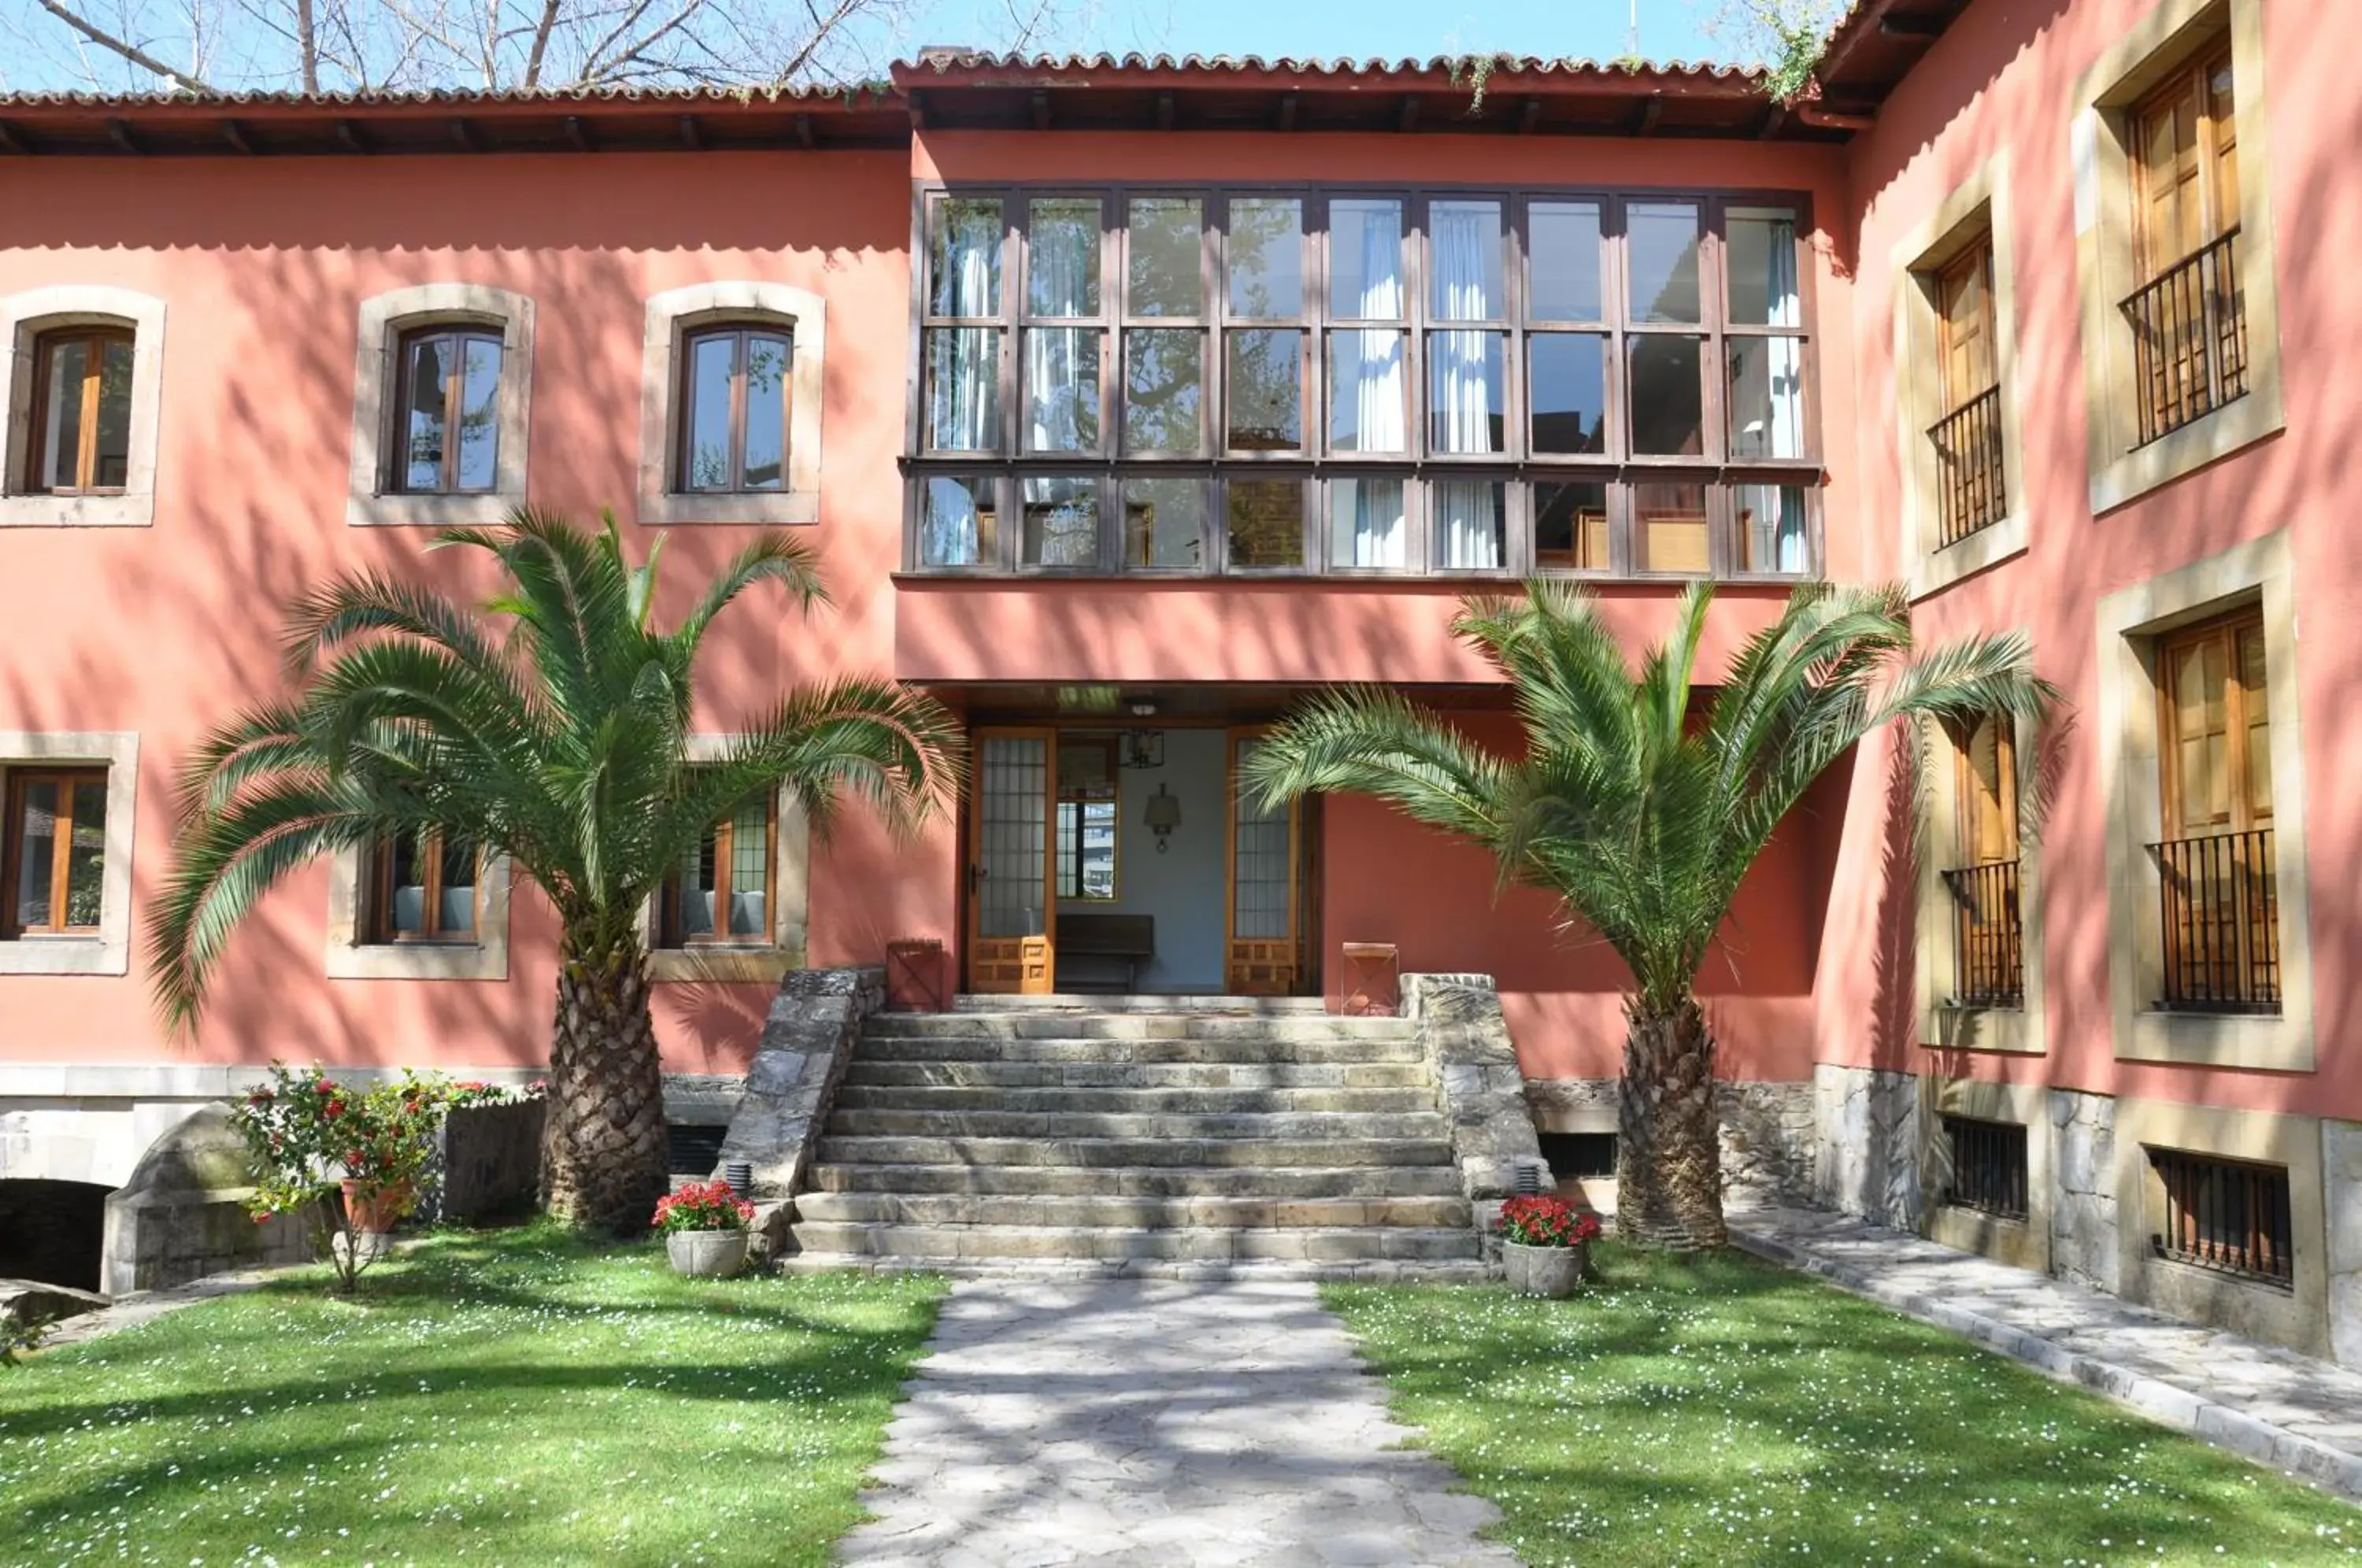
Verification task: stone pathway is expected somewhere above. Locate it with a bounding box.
[1734,1204,2362,1503]
[838,1276,1519,1566]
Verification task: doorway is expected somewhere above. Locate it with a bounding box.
[964,723,1317,996]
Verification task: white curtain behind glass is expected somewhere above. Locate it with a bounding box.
[1346,209,1405,567]
[923,208,999,564]
[1432,205,1501,568]
[1756,216,1806,571]
[1026,217,1092,454]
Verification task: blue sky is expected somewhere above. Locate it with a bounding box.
[945,0,1753,68]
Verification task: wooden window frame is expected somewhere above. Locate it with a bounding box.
[2131,40,2238,283]
[675,324,794,494]
[367,830,479,945]
[1935,242,1999,412]
[904,183,1821,583]
[392,326,505,497]
[657,797,779,949]
[26,328,133,497]
[2,767,108,937]
[2157,608,2270,838]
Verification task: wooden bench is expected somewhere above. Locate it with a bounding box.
[1056,912,1155,993]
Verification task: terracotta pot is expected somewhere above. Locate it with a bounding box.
[340,1178,415,1235]
[665,1228,750,1279]
[1501,1239,1586,1299]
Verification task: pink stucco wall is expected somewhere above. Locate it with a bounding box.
[1823,0,2362,1121]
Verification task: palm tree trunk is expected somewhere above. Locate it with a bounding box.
[541,929,668,1235]
[1614,993,1727,1249]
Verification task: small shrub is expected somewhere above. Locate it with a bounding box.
[231,1065,446,1292]
[1,1311,48,1368]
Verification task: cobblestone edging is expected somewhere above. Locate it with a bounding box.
[1733,1205,2362,1505]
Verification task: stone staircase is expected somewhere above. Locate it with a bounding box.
[787,998,1485,1276]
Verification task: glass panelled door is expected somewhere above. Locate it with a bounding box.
[968,729,1057,994]
[1226,730,1301,994]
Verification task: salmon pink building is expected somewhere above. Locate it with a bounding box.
[1,0,2356,1366]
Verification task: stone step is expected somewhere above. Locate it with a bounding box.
[788,1221,1482,1264]
[842,1060,1434,1091]
[824,1108,1452,1141]
[804,1162,1468,1199]
[795,1192,1472,1230]
[815,1134,1459,1169]
[831,1084,1439,1116]
[948,993,1331,1015]
[863,1014,1418,1044]
[854,1035,1425,1066]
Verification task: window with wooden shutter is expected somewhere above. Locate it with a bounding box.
[2123,42,2247,444]
[2152,610,2278,1011]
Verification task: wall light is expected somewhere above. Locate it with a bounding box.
[1143,783,1182,852]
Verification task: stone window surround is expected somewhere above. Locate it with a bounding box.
[1923,1075,2052,1275]
[1890,155,2031,601]
[638,736,812,982]
[2095,527,2313,1071]
[0,731,139,976]
[324,842,512,982]
[2070,0,2284,516]
[346,283,535,528]
[637,283,826,527]
[1913,648,2047,1060]
[0,287,167,529]
[2113,1095,2329,1359]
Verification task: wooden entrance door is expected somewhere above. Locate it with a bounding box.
[1224,728,1301,995]
[968,728,1057,994]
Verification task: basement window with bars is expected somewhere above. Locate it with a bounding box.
[1938,1115,2028,1221]
[2148,1145,2293,1289]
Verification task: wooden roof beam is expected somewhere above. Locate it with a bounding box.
[1274,91,1298,131]
[1516,96,1543,134]
[332,119,368,153]
[0,120,27,155]
[679,113,703,150]
[1878,11,1949,37]
[794,112,816,148]
[218,118,253,154]
[1627,96,1662,135]
[449,117,478,152]
[1029,88,1050,129]
[105,117,143,154]
[562,114,591,151]
[1397,94,1420,132]
[1156,89,1175,131]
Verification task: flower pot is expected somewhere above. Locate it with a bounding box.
[666,1229,750,1279]
[1502,1238,1585,1299]
[340,1178,415,1235]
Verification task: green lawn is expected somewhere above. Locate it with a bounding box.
[0,1225,945,1567]
[1327,1246,2359,1567]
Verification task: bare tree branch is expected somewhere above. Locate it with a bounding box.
[31,0,215,87]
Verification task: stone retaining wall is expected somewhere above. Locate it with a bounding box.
[1399,974,1544,1243]
[717,967,884,1249]
[2050,1089,2120,1295]
[1523,1075,1815,1205]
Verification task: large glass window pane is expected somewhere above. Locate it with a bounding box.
[436,836,477,937]
[1629,336,1705,456]
[1531,335,1608,454]
[1734,483,1809,573]
[1727,337,1806,460]
[1628,202,1702,324]
[93,339,132,489]
[1328,477,1406,570]
[1428,331,1505,453]
[1434,480,1506,570]
[1022,475,1099,568]
[37,339,87,490]
[1024,327,1101,453]
[1330,199,1405,320]
[1328,330,1406,453]
[1123,329,1202,453]
[674,833,716,940]
[1530,201,1604,322]
[1228,198,1303,317]
[727,798,768,938]
[387,832,428,936]
[1635,481,1711,573]
[925,327,999,451]
[1226,329,1301,452]
[1123,478,1205,570]
[920,475,998,567]
[1727,206,1802,327]
[1127,197,1204,317]
[1535,480,1610,571]
[11,781,57,930]
[1227,479,1303,569]
[1027,198,1101,317]
[64,780,106,930]
[401,335,450,490]
[683,333,735,489]
[977,734,1049,940]
[1430,199,1504,321]
[742,332,789,490]
[455,336,502,491]
[930,197,1002,316]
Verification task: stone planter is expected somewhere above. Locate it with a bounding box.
[665,1229,751,1279]
[1501,1239,1585,1299]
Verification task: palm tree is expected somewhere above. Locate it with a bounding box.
[150,511,962,1233]
[1243,581,2052,1250]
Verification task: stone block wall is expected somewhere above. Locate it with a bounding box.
[1811,1063,1924,1230]
[2327,1119,2361,1371]
[719,967,884,1249]
[428,1099,545,1223]
[2050,1089,2121,1295]
[100,1105,311,1295]
[1525,1076,1816,1206]
[1400,974,1546,1221]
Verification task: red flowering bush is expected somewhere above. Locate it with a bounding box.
[652,1180,756,1233]
[1494,1195,1602,1249]
[231,1064,447,1291]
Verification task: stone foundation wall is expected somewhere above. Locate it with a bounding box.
[2327,1119,2360,1371]
[2050,1089,2120,1296]
[720,967,884,1226]
[101,1105,311,1295]
[1523,1076,1816,1205]
[1811,1063,1924,1230]
[1400,974,1546,1236]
